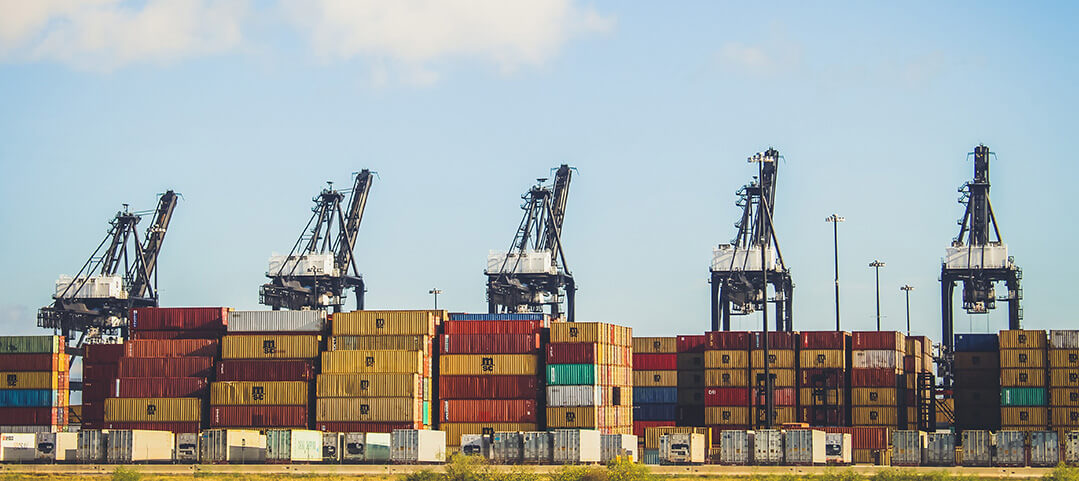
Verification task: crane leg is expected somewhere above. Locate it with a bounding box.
[1006,273,1020,330]
[710,276,720,332]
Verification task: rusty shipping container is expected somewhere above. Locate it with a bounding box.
[122,339,218,358]
[0,353,68,372]
[852,331,905,351]
[801,331,849,349]
[442,320,542,335]
[130,307,228,331]
[130,330,222,340]
[851,368,901,387]
[117,357,213,378]
[438,334,539,354]
[112,377,208,398]
[437,375,538,399]
[215,360,317,381]
[705,331,751,350]
[677,335,707,353]
[210,405,308,428]
[440,399,537,423]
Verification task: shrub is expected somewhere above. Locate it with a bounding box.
[606,458,654,481]
[111,466,141,481]
[1045,465,1079,481]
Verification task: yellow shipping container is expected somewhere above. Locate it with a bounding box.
[316,397,422,422]
[706,369,749,387]
[799,388,841,406]
[1001,368,1047,387]
[0,371,61,390]
[222,335,319,359]
[800,349,846,369]
[1052,407,1079,427]
[751,349,796,369]
[750,368,795,387]
[441,423,538,446]
[634,370,677,387]
[1001,406,1047,426]
[331,310,437,336]
[1049,350,1079,368]
[761,406,796,425]
[644,427,710,449]
[439,354,537,375]
[853,448,888,465]
[633,337,677,354]
[705,406,750,425]
[547,407,598,428]
[1051,388,1079,406]
[329,335,430,351]
[1000,349,1046,369]
[1051,369,1079,387]
[321,350,425,374]
[1000,330,1047,350]
[705,350,749,369]
[210,381,308,406]
[104,397,201,422]
[852,387,898,406]
[316,373,422,398]
[551,322,610,345]
[852,406,898,426]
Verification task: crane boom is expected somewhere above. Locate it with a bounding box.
[130,190,178,298]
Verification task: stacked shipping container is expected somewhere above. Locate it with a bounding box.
[440,313,544,446]
[704,331,751,430]
[953,333,1001,431]
[675,335,707,427]
[546,322,633,433]
[751,331,797,425]
[850,331,905,429]
[901,336,934,430]
[0,336,68,432]
[81,343,124,429]
[1050,330,1079,440]
[211,310,324,428]
[631,337,677,439]
[798,331,849,426]
[999,330,1048,431]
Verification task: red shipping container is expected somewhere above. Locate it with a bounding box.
[105,422,201,433]
[438,375,539,399]
[706,331,751,350]
[215,359,317,381]
[438,334,541,354]
[851,368,900,387]
[852,331,905,351]
[210,405,307,428]
[131,330,223,340]
[903,356,916,372]
[443,320,542,335]
[83,363,118,381]
[123,339,219,358]
[113,377,208,398]
[750,331,797,350]
[316,421,422,432]
[84,344,124,364]
[546,343,597,364]
[822,426,890,449]
[798,368,846,387]
[130,307,228,331]
[705,387,751,406]
[751,387,796,406]
[440,399,537,423]
[800,331,849,349]
[632,421,675,439]
[0,407,66,426]
[0,353,66,372]
[798,406,846,426]
[82,378,116,400]
[117,356,213,378]
[81,400,105,422]
[677,335,707,353]
[633,353,677,370]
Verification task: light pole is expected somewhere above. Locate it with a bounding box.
[428,288,442,309]
[869,260,885,330]
[825,214,844,331]
[900,285,914,336]
[749,150,776,428]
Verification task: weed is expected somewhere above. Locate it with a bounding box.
[111,466,141,481]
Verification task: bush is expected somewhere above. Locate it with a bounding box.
[404,469,445,481]
[1045,465,1079,481]
[111,466,141,481]
[606,458,654,481]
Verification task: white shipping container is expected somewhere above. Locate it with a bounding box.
[785,430,826,466]
[1050,330,1079,349]
[960,430,992,467]
[487,250,556,275]
[825,433,852,465]
[1065,431,1079,465]
[491,431,522,463]
[552,429,601,464]
[77,430,108,463]
[853,350,902,369]
[228,310,327,333]
[55,275,126,299]
[267,429,323,463]
[460,434,489,457]
[35,432,78,463]
[600,434,638,463]
[391,429,446,463]
[754,429,784,465]
[106,430,174,463]
[546,385,601,407]
[522,431,551,464]
[891,431,925,466]
[0,425,57,433]
[660,433,706,464]
[268,253,338,277]
[353,433,391,463]
[322,432,341,463]
[924,432,955,467]
[0,433,36,462]
[200,429,266,463]
[1029,431,1059,467]
[995,431,1026,467]
[718,430,752,465]
[342,433,366,463]
[174,433,199,463]
[945,245,1009,270]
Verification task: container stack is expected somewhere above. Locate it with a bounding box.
[631,337,677,440]
[1049,330,1079,441]
[439,313,544,447]
[999,329,1048,431]
[546,322,633,433]
[316,310,439,432]
[81,343,124,430]
[952,333,1001,431]
[850,331,905,429]
[751,331,798,426]
[211,310,324,429]
[798,331,849,426]
[675,335,707,427]
[107,307,228,432]
[0,336,68,432]
[704,331,751,432]
[901,336,935,430]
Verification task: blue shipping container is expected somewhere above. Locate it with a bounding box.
[955,334,999,352]
[448,313,547,321]
[0,389,60,407]
[633,403,678,421]
[634,387,677,404]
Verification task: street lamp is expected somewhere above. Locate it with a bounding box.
[428,288,442,309]
[825,214,844,331]
[749,150,777,428]
[900,285,914,336]
[868,260,885,330]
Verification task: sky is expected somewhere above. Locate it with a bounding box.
[1,1,1077,343]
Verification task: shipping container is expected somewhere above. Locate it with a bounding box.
[216,359,316,381]
[852,407,898,427]
[76,430,108,463]
[548,385,601,407]
[644,426,710,450]
[175,433,199,463]
[0,371,65,390]
[705,350,749,369]
[659,432,705,464]
[340,432,392,463]
[391,429,446,463]
[954,333,999,352]
[522,431,552,464]
[800,349,846,369]
[228,310,326,333]
[210,405,308,428]
[633,387,677,404]
[891,430,925,466]
[751,331,797,350]
[1000,330,1047,350]
[634,370,677,387]
[633,337,678,354]
[117,356,213,378]
[489,431,523,463]
[0,336,63,354]
[852,331,905,351]
[439,334,539,354]
[851,369,900,387]
[458,434,488,457]
[550,322,628,345]
[1066,432,1079,465]
[266,429,322,463]
[924,432,955,466]
[319,421,422,433]
[130,329,222,340]
[84,343,124,364]
[1050,330,1079,349]
[1001,349,1046,369]
[439,423,536,448]
[0,407,65,426]
[751,350,796,369]
[821,427,890,450]
[34,432,77,462]
[800,331,848,350]
[441,399,536,423]
[1050,350,1079,368]
[316,397,422,423]
[106,429,174,463]
[705,331,751,350]
[994,431,1026,466]
[676,370,705,388]
[705,387,750,406]
[852,388,898,406]
[222,334,319,360]
[123,339,218,358]
[552,429,601,464]
[211,381,309,406]
[443,319,542,335]
[600,434,638,463]
[104,397,201,422]
[677,335,707,353]
[705,406,750,425]
[0,389,61,407]
[825,433,853,465]
[333,335,431,352]
[1028,431,1058,467]
[82,363,119,381]
[750,369,796,387]
[634,404,677,421]
[330,310,438,336]
[130,307,228,331]
[0,353,67,372]
[547,406,632,429]
[0,433,36,462]
[546,343,599,364]
[318,373,421,398]
[750,387,796,406]
[705,369,749,387]
[852,350,903,370]
[438,375,538,399]
[718,430,752,465]
[785,430,827,466]
[799,368,845,387]
[449,313,546,321]
[1001,387,1048,406]
[112,377,207,398]
[960,430,992,466]
[1053,370,1079,387]
[440,354,537,375]
[200,429,266,463]
[546,364,598,385]
[1001,406,1048,426]
[642,448,660,465]
[321,350,425,374]
[1001,369,1046,387]
[322,432,341,463]
[676,388,704,405]
[633,353,677,370]
[102,421,201,433]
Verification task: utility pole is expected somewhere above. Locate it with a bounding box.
[825,214,844,331]
[428,288,442,309]
[901,285,914,336]
[869,260,885,330]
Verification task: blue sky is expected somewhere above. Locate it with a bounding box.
[1,1,1076,342]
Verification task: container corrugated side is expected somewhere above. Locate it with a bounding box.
[750,368,796,387]
[210,381,309,405]
[441,399,537,423]
[800,349,846,369]
[0,336,62,354]
[104,398,201,422]
[633,370,677,387]
[443,320,542,335]
[113,377,208,398]
[122,339,218,358]
[106,429,174,463]
[1049,350,1079,368]
[634,387,677,404]
[216,359,316,381]
[852,388,898,406]
[0,371,64,390]
[330,335,430,351]
[228,310,326,333]
[117,357,213,378]
[717,430,751,465]
[104,421,201,433]
[210,406,308,428]
[994,431,1026,466]
[754,429,783,464]
[705,406,750,425]
[890,430,925,465]
[550,322,618,345]
[751,349,796,368]
[438,334,539,354]
[852,407,898,426]
[999,330,1047,350]
[438,375,538,399]
[200,429,266,463]
[316,397,421,423]
[0,354,67,372]
[1050,330,1079,349]
[1028,430,1058,467]
[633,337,677,354]
[852,331,905,351]
[1001,368,1046,387]
[222,334,319,359]
[705,350,749,369]
[547,386,602,407]
[923,432,955,466]
[960,430,992,466]
[546,364,598,385]
[266,429,323,462]
[321,350,425,374]
[0,390,62,407]
[1001,406,1048,425]
[317,373,421,397]
[852,350,903,370]
[440,354,537,375]
[705,369,749,387]
[448,313,546,321]
[644,427,711,450]
[130,307,228,331]
[1001,349,1046,368]
[1001,387,1048,406]
[330,311,436,336]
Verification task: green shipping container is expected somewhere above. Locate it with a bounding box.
[546,364,597,385]
[1000,387,1047,406]
[423,401,430,426]
[0,336,62,354]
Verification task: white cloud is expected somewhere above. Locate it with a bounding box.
[715,29,802,77]
[0,0,249,70]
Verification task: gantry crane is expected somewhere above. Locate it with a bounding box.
[709,148,794,332]
[38,190,179,356]
[486,165,576,321]
[260,170,373,312]
[940,144,1021,385]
